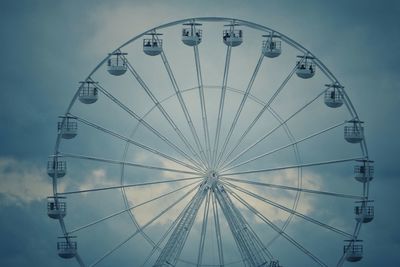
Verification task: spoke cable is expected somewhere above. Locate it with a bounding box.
[124,58,208,169]
[59,176,203,196]
[221,177,364,200]
[220,57,306,168]
[220,87,328,170]
[212,46,232,169]
[160,49,208,167]
[58,152,201,175]
[95,83,206,171]
[222,180,353,238]
[88,183,199,267]
[68,180,201,234]
[72,114,203,173]
[215,52,265,169]
[223,120,347,172]
[225,187,329,267]
[222,156,365,176]
[194,45,212,165]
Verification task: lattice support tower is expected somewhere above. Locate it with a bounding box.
[153,183,209,267]
[214,184,270,267]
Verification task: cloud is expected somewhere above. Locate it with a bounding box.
[0,157,67,206]
[78,168,115,192]
[123,151,200,225]
[226,169,322,224]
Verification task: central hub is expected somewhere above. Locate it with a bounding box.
[208,170,218,179]
[205,170,219,188]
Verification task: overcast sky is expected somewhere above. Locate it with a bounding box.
[1,1,400,267]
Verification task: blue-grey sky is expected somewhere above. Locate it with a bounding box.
[1,0,400,267]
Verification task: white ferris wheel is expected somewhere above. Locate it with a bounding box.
[47,17,374,267]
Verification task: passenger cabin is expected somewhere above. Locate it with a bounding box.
[47,197,66,219]
[143,33,163,56]
[343,240,363,262]
[324,83,343,108]
[344,120,364,143]
[354,160,374,182]
[262,33,281,58]
[57,237,77,259]
[296,55,316,79]
[107,51,128,76]
[58,116,77,139]
[223,23,243,47]
[182,22,202,46]
[47,157,66,178]
[79,81,98,104]
[355,203,374,223]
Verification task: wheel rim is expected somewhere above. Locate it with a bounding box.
[50,17,371,267]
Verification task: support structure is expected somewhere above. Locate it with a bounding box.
[214,184,271,267]
[153,184,209,267]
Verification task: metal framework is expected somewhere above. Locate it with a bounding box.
[49,17,372,267]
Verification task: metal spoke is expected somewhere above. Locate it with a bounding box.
[68,180,201,234]
[220,88,327,170]
[222,177,364,200]
[222,156,365,176]
[124,58,207,169]
[211,191,224,266]
[194,45,212,165]
[58,176,203,195]
[220,58,305,168]
[160,50,209,168]
[223,120,347,172]
[72,114,203,173]
[89,183,199,267]
[96,83,205,171]
[212,46,232,169]
[58,152,201,175]
[226,187,328,267]
[222,180,354,238]
[197,189,211,266]
[215,52,264,169]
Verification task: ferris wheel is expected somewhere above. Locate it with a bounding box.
[47,17,374,267]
